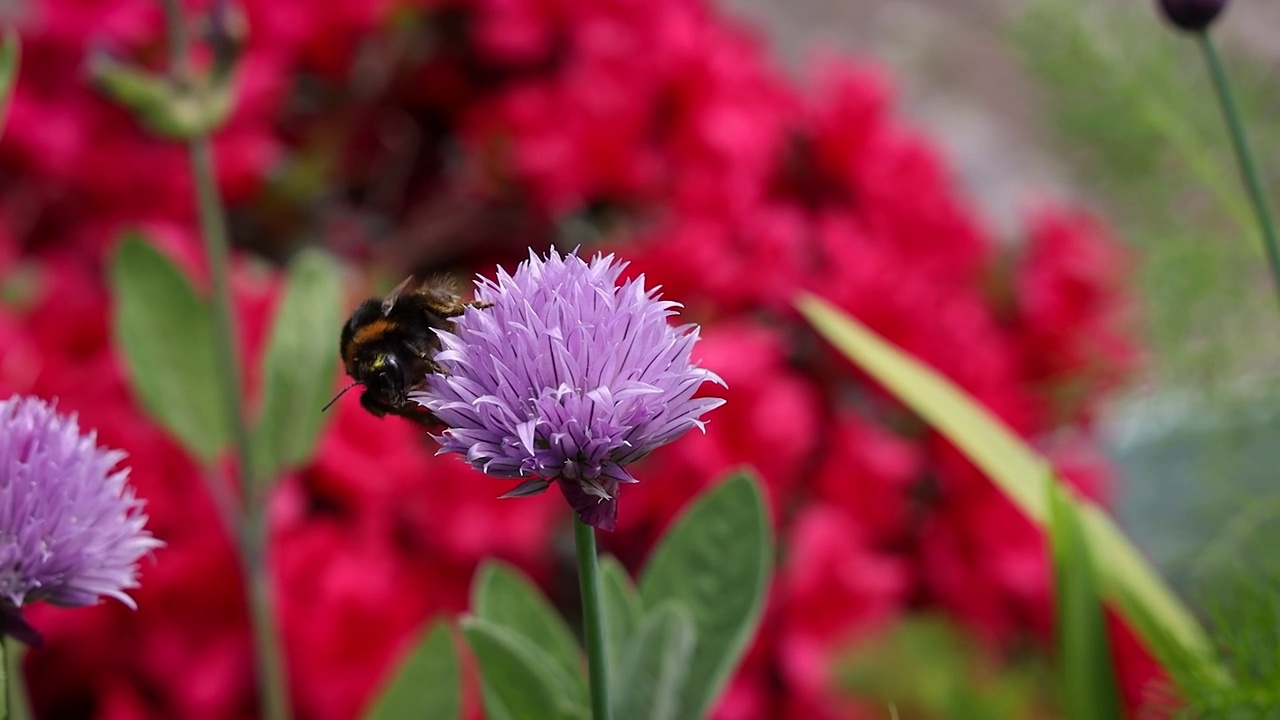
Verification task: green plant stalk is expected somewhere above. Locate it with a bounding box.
[2,635,8,720]
[187,87,293,720]
[3,637,26,720]
[1198,31,1280,307]
[574,518,613,720]
[160,2,291,718]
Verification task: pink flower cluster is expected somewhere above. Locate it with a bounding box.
[0,0,1157,717]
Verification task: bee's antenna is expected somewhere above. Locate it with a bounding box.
[321,382,360,412]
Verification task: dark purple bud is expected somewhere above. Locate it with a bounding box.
[1158,0,1229,32]
[205,0,248,76]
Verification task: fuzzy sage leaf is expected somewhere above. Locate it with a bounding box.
[249,249,344,483]
[612,602,696,720]
[472,561,587,707]
[366,620,460,720]
[600,555,643,677]
[638,471,771,720]
[462,618,586,720]
[110,233,229,463]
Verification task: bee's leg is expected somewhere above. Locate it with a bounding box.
[387,402,445,429]
[421,356,451,378]
[428,298,493,318]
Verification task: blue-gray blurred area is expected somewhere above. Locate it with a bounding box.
[1108,393,1280,592]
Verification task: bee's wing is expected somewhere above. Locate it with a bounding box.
[381,276,416,316]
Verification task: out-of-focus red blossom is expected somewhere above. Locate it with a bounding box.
[777,507,911,719]
[1012,207,1138,425]
[1106,610,1173,717]
[811,412,922,547]
[0,0,1155,714]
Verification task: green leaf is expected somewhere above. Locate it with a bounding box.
[638,471,772,720]
[366,620,461,720]
[91,57,233,139]
[0,29,19,136]
[462,618,585,720]
[599,555,643,676]
[1049,480,1122,720]
[612,602,697,720]
[472,562,587,706]
[796,293,1220,679]
[110,233,229,463]
[250,249,344,483]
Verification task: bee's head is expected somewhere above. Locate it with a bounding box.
[359,351,408,406]
[324,349,411,416]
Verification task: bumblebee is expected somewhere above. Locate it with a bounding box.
[326,275,491,425]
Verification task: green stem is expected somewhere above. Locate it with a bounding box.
[240,506,290,720]
[159,2,290,718]
[188,96,293,720]
[573,518,613,720]
[2,635,9,720]
[1198,31,1280,307]
[2,636,26,720]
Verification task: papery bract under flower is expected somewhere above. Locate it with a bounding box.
[0,395,161,643]
[413,249,725,530]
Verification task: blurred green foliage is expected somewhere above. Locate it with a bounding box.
[0,30,18,134]
[1011,0,1280,404]
[1049,480,1122,720]
[1012,6,1280,717]
[838,615,1054,719]
[1164,501,1280,719]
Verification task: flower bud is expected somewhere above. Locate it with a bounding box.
[1157,0,1228,32]
[204,0,249,79]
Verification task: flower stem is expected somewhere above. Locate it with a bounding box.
[159,1,291,718]
[187,88,293,720]
[1,635,9,720]
[573,518,613,720]
[1197,31,1280,307]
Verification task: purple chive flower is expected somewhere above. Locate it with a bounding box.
[0,396,161,645]
[412,249,725,531]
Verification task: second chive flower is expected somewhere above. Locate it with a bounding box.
[0,395,161,645]
[412,249,725,530]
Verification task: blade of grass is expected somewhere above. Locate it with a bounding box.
[797,294,1219,681]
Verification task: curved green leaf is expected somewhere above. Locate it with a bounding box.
[110,233,229,462]
[612,602,696,720]
[250,249,344,483]
[797,293,1218,679]
[462,618,584,720]
[1049,480,1122,720]
[366,620,460,720]
[472,561,587,706]
[638,472,772,720]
